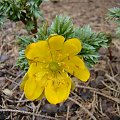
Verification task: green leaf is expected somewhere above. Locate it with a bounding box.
[50,15,74,39]
[17,36,37,49]
[74,25,108,50]
[25,21,35,31]
[16,50,28,71]
[0,15,5,27]
[36,21,49,40]
[73,25,109,67]
[0,0,43,22]
[107,7,120,38]
[107,7,120,19]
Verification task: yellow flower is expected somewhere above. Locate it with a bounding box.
[20,35,90,104]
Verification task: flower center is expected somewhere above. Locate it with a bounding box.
[49,61,60,72]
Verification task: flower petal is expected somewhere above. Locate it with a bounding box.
[63,38,82,55]
[20,62,47,92]
[24,73,46,100]
[23,62,48,100]
[48,35,65,50]
[27,62,47,78]
[20,73,29,90]
[63,56,90,82]
[45,72,71,104]
[63,56,85,70]
[36,90,45,100]
[24,77,37,100]
[73,67,90,82]
[25,41,50,62]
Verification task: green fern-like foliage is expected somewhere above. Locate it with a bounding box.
[0,15,5,27]
[36,21,49,40]
[0,0,43,31]
[49,15,74,39]
[0,0,43,21]
[73,26,108,67]
[107,7,120,36]
[17,50,28,71]
[107,7,120,20]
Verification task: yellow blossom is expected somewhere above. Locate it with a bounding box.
[20,35,90,104]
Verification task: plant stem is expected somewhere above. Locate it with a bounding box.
[21,16,38,37]
[31,16,38,35]
[108,46,112,60]
[21,18,27,25]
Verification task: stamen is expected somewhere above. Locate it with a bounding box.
[49,61,60,72]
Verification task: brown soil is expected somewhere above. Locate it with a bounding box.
[0,0,120,120]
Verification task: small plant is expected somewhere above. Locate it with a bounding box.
[0,0,44,33]
[107,7,120,36]
[0,0,110,104]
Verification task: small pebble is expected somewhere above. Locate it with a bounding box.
[89,76,105,89]
[42,104,58,114]
[2,89,13,96]
[80,89,93,100]
[0,55,9,62]
[58,104,67,112]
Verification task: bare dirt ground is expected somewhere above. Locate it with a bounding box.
[0,0,120,120]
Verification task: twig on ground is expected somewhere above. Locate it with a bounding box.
[31,102,36,120]
[13,71,25,82]
[99,98,106,116]
[0,109,57,120]
[107,57,114,76]
[101,81,120,93]
[105,73,120,86]
[5,77,19,85]
[76,85,120,104]
[11,72,25,90]
[36,101,42,114]
[15,100,30,103]
[0,70,16,77]
[12,81,21,90]
[17,93,25,107]
[91,92,97,115]
[112,40,120,51]
[66,105,70,120]
[68,97,97,120]
[71,91,83,101]
[2,82,11,90]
